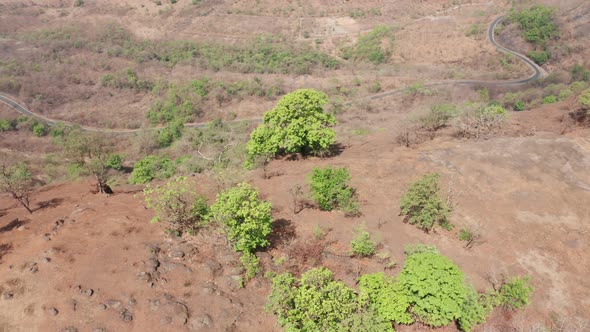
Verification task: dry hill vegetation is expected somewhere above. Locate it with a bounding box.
[1,0,590,331]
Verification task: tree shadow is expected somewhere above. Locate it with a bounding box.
[0,218,29,233]
[34,198,64,211]
[267,219,297,250]
[0,243,13,263]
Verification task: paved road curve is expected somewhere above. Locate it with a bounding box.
[0,16,544,134]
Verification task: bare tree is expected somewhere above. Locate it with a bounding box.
[0,163,35,213]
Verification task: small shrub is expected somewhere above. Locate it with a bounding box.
[142,176,209,233]
[527,50,550,65]
[0,119,16,132]
[265,267,360,331]
[209,182,273,253]
[558,89,573,100]
[418,104,459,132]
[497,276,534,310]
[571,64,590,82]
[240,251,260,282]
[73,0,84,7]
[514,100,525,111]
[457,287,494,332]
[129,155,175,184]
[570,81,589,94]
[542,95,558,104]
[579,89,590,109]
[106,154,123,170]
[309,166,360,216]
[32,122,47,136]
[350,227,376,257]
[400,173,451,232]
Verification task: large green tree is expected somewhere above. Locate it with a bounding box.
[246,89,336,166]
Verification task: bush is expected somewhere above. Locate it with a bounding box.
[240,251,260,282]
[265,267,360,331]
[509,5,558,46]
[32,122,47,136]
[0,119,16,132]
[142,176,209,233]
[570,81,589,94]
[400,173,451,232]
[158,119,184,147]
[341,25,394,65]
[358,272,413,324]
[542,95,558,104]
[106,154,123,170]
[419,104,458,131]
[497,276,534,310]
[454,104,509,138]
[558,89,573,100]
[397,252,468,327]
[209,182,272,253]
[246,89,336,165]
[571,64,590,82]
[129,155,175,184]
[514,100,525,111]
[457,287,494,332]
[309,166,360,216]
[527,50,550,65]
[579,89,590,109]
[350,228,376,257]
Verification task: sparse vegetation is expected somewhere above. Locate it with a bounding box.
[400,173,452,232]
[454,104,509,138]
[309,166,360,216]
[509,5,558,46]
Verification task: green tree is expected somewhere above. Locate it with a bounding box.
[265,267,360,331]
[129,155,175,184]
[0,162,35,213]
[358,272,414,324]
[142,176,208,233]
[209,182,272,253]
[397,252,468,327]
[400,173,451,232]
[246,89,336,165]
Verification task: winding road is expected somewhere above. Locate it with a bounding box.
[0,16,545,134]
